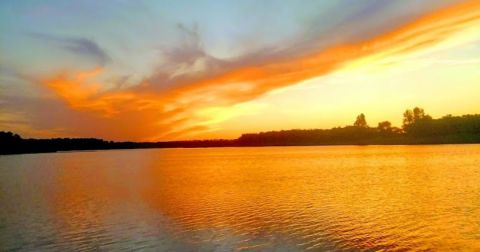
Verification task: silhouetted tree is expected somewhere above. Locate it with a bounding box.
[0,131,21,141]
[377,121,392,132]
[403,109,414,129]
[413,107,432,121]
[413,107,425,121]
[403,107,433,133]
[354,113,368,128]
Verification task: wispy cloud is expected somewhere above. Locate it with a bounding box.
[29,33,111,65]
[25,0,479,141]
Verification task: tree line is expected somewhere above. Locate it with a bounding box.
[238,107,480,146]
[1,107,480,154]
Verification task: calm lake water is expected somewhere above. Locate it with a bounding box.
[1,145,480,251]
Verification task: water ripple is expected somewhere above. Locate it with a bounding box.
[1,145,480,251]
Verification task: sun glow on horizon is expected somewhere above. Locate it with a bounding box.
[1,0,480,141]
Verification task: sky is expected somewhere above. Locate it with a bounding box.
[1,0,480,141]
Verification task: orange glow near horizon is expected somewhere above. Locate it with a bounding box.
[28,0,480,140]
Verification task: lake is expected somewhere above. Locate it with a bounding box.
[1,145,480,251]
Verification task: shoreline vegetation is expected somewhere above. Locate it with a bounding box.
[1,107,480,155]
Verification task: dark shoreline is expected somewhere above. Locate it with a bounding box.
[2,137,479,156]
[2,111,480,155]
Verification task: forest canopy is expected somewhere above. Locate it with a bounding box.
[2,107,480,154]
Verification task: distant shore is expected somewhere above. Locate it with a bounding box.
[1,139,480,156]
[1,130,479,155]
[2,109,479,155]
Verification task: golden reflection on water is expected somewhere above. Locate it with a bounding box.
[140,146,480,250]
[1,145,480,251]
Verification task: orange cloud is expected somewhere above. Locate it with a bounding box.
[40,0,480,140]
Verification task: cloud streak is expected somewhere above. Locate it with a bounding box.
[11,0,480,140]
[30,33,111,65]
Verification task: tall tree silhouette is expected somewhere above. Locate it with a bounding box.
[403,109,414,129]
[413,107,432,121]
[403,106,432,131]
[354,113,368,128]
[413,107,425,121]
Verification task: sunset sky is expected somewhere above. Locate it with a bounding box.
[1,0,480,141]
